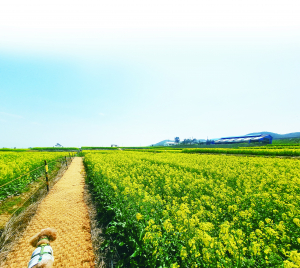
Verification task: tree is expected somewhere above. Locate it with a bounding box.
[183,138,191,145]
[175,137,180,143]
[206,139,213,145]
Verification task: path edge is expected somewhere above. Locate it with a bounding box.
[0,159,72,267]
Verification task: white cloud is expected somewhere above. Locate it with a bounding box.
[0,0,300,54]
[1,0,300,31]
[99,113,105,116]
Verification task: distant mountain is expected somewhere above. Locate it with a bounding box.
[245,132,300,140]
[151,132,300,146]
[151,139,207,146]
[151,139,173,146]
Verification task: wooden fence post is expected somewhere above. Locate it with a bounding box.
[65,156,68,168]
[44,160,49,192]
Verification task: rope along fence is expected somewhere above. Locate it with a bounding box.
[4,154,75,223]
[0,154,76,218]
[10,157,74,218]
[0,154,75,190]
[0,153,76,265]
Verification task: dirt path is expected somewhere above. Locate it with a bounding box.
[1,157,95,268]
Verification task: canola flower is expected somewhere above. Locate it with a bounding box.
[0,151,68,200]
[84,150,300,267]
[183,147,300,156]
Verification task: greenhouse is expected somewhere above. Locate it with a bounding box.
[213,134,273,144]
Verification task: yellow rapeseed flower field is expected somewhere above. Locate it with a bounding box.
[0,151,68,200]
[183,147,300,156]
[84,150,300,267]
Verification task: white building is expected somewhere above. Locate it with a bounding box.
[54,143,63,147]
[164,141,177,146]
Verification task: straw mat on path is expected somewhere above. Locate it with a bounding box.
[1,157,95,268]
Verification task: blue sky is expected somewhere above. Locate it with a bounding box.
[1,0,300,147]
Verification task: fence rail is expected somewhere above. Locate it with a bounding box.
[0,154,75,189]
[1,153,76,224]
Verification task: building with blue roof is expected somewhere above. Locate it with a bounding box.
[212,134,273,145]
